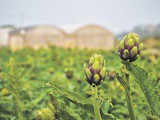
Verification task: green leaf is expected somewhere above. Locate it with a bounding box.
[100,109,119,120]
[48,92,60,111]
[48,93,77,120]
[26,93,46,109]
[46,83,94,113]
[122,61,160,117]
[66,97,94,114]
[116,73,130,92]
[147,114,160,120]
[58,108,77,120]
[46,83,118,120]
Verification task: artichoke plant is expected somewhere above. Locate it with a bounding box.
[84,54,106,86]
[118,33,143,62]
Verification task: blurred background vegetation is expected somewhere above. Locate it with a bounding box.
[0,45,159,119]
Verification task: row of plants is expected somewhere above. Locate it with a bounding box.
[0,33,159,120]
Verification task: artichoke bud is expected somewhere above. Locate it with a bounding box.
[118,33,143,62]
[130,46,138,57]
[65,68,74,79]
[85,68,92,79]
[84,54,106,86]
[122,49,129,59]
[93,74,100,83]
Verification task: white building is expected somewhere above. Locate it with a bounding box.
[0,25,15,46]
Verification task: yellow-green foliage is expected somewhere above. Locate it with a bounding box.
[34,108,54,120]
[0,46,159,120]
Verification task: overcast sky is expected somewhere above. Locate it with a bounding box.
[0,0,160,33]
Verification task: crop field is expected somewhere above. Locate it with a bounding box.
[0,40,160,119]
[1,0,160,119]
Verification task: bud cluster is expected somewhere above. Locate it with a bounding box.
[118,33,143,62]
[84,54,106,86]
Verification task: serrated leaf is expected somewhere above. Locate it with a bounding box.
[100,109,119,120]
[1,72,13,81]
[122,61,160,117]
[116,73,130,92]
[48,92,60,111]
[147,114,160,120]
[46,83,94,113]
[67,98,94,114]
[48,93,76,120]
[26,93,46,109]
[46,83,91,104]
[58,108,77,120]
[46,83,118,120]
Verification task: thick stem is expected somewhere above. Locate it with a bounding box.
[91,86,102,120]
[125,73,136,120]
[126,91,136,120]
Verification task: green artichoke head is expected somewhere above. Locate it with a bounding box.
[84,54,106,86]
[118,33,143,62]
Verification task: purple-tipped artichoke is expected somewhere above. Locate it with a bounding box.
[84,54,106,86]
[118,33,143,62]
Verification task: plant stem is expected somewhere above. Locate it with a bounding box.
[125,73,136,120]
[91,86,102,120]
